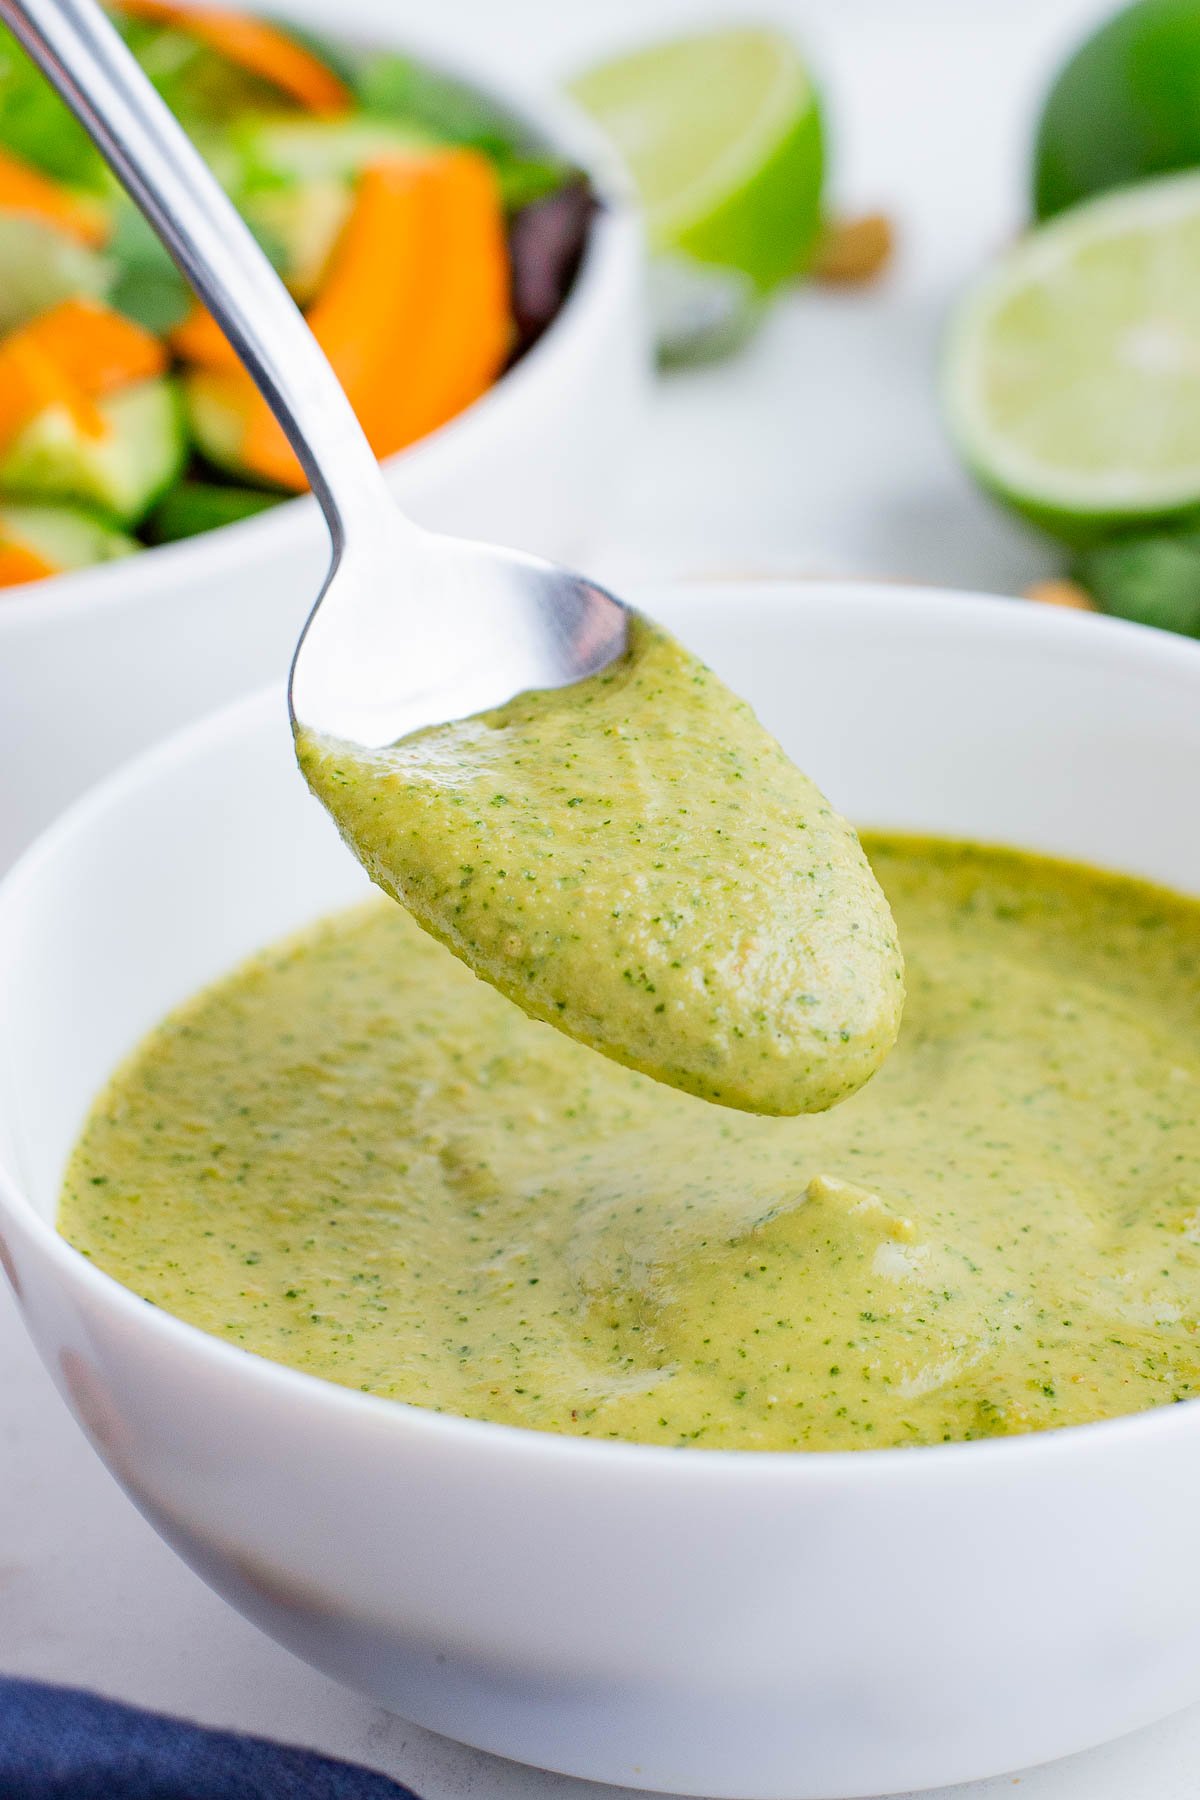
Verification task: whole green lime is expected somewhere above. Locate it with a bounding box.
[1034,0,1200,218]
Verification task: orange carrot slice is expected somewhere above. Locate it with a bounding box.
[300,158,438,403]
[177,157,436,381]
[0,145,109,246]
[170,298,241,371]
[0,338,106,456]
[231,157,442,487]
[202,150,511,490]
[18,297,167,393]
[383,149,511,438]
[115,0,350,114]
[0,539,56,585]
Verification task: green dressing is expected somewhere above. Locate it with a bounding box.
[60,837,1200,1451]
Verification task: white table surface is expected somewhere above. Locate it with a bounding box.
[7,2,1200,1796]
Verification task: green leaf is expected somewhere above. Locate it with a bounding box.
[145,479,281,544]
[0,24,107,185]
[356,53,527,157]
[106,201,193,334]
[280,23,364,91]
[106,184,288,335]
[1075,532,1200,638]
[496,153,575,212]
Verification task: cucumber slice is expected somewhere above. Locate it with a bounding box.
[0,212,112,333]
[182,369,250,482]
[146,479,281,544]
[241,177,352,301]
[0,377,186,525]
[106,198,192,334]
[236,115,434,185]
[0,499,137,570]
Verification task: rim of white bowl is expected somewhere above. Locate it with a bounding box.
[0,26,640,634]
[4,579,1200,1485]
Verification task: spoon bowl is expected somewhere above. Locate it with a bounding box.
[290,524,628,749]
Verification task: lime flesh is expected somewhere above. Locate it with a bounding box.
[945,172,1200,541]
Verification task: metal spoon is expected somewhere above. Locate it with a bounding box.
[2,0,629,746]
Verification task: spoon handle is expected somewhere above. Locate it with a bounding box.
[0,0,395,556]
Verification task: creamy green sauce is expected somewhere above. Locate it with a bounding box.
[60,837,1200,1451]
[296,619,904,1116]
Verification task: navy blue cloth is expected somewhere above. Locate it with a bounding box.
[0,1677,422,1799]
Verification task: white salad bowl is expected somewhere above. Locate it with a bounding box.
[2,581,1200,1800]
[0,7,645,872]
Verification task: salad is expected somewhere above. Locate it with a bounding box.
[0,2,594,586]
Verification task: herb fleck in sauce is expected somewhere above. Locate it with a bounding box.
[59,838,1200,1451]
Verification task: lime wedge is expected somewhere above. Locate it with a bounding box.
[570,27,824,296]
[945,172,1200,541]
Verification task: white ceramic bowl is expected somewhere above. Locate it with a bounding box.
[0,12,645,872]
[2,581,1200,1800]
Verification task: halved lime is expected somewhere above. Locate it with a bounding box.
[945,172,1200,541]
[569,27,824,296]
